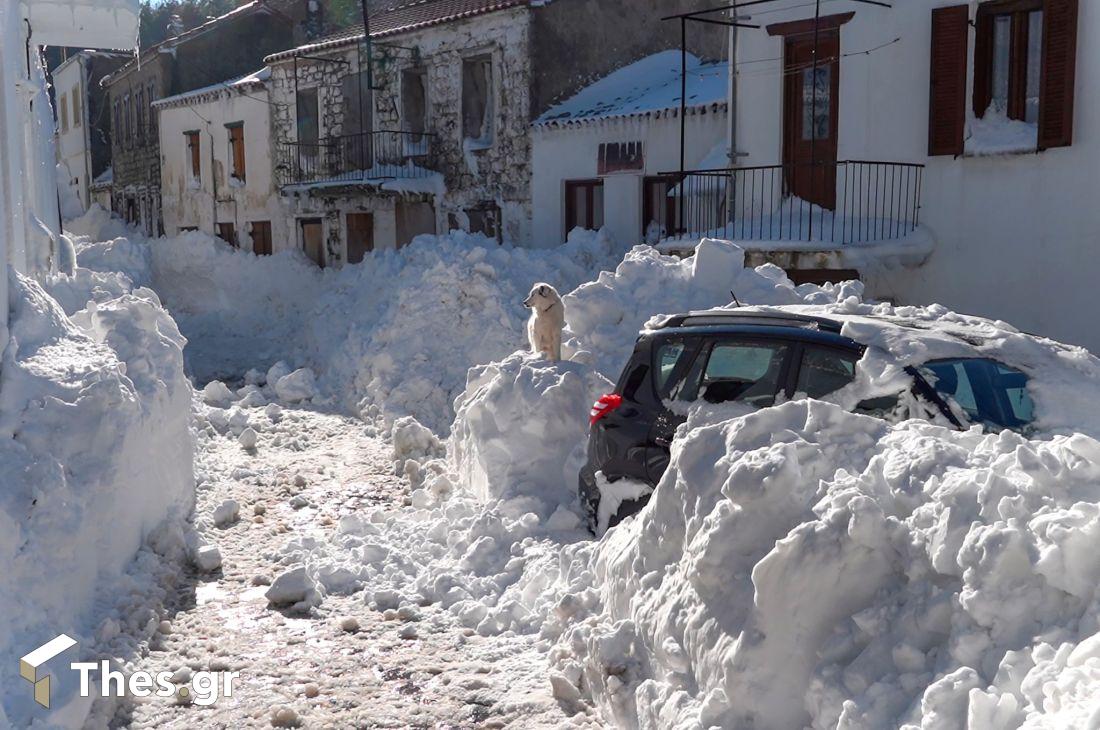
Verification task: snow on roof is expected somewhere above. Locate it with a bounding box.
[91,166,113,187]
[153,67,270,109]
[534,51,728,128]
[264,0,528,63]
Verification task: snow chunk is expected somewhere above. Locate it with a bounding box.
[275,368,318,404]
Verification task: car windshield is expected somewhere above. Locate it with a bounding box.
[921,358,1035,431]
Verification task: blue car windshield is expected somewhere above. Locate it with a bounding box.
[922,358,1035,431]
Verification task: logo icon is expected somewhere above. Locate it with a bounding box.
[20,634,78,708]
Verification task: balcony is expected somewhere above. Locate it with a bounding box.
[666,160,925,247]
[275,130,438,190]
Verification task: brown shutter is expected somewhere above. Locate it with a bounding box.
[929,5,970,156]
[1038,0,1078,150]
[973,10,994,118]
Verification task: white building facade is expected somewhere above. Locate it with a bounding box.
[717,0,1092,350]
[0,0,140,356]
[156,70,288,255]
[532,52,729,248]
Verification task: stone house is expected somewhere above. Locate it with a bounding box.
[103,0,300,236]
[261,0,724,266]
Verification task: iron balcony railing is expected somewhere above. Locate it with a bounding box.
[275,130,436,188]
[666,160,925,245]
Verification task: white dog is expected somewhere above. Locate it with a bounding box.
[523,283,565,361]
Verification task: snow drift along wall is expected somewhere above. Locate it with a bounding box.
[0,271,193,725]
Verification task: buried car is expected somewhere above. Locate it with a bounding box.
[579,307,1042,533]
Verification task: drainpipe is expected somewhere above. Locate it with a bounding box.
[726,9,738,224]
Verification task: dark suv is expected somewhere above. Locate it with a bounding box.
[579,309,1036,532]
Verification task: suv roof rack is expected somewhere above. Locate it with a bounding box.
[650,309,844,333]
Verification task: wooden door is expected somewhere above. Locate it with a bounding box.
[300,218,324,268]
[346,212,373,264]
[783,31,840,210]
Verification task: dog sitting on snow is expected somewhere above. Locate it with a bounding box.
[523,283,565,361]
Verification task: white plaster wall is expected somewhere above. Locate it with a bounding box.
[157,87,287,252]
[54,57,90,209]
[531,110,728,247]
[733,0,1100,352]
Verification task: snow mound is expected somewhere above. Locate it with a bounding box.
[548,399,1100,729]
[451,353,611,509]
[0,272,193,724]
[565,239,863,378]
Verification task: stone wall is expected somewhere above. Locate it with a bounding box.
[268,5,534,245]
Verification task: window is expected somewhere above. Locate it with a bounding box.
[465,203,501,243]
[147,82,158,136]
[402,68,428,143]
[185,131,201,180]
[227,123,245,181]
[694,342,790,407]
[643,176,681,243]
[977,2,1043,123]
[296,88,319,145]
[922,358,1035,431]
[59,94,69,133]
[251,221,272,256]
[123,93,131,149]
[598,142,644,175]
[795,347,858,399]
[216,222,237,247]
[930,0,1078,155]
[72,86,82,128]
[462,55,493,145]
[652,340,690,397]
[801,66,831,139]
[565,180,604,232]
[136,88,145,143]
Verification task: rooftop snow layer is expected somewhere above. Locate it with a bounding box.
[535,51,728,127]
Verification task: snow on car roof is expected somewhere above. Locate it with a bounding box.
[740,302,1100,437]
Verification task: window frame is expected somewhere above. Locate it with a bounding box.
[975,0,1044,122]
[184,130,201,181]
[226,122,246,182]
[59,93,69,134]
[564,179,605,233]
[461,54,494,145]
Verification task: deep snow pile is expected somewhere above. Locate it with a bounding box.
[240,240,861,645]
[0,271,194,724]
[548,398,1100,729]
[66,207,624,432]
[564,239,864,379]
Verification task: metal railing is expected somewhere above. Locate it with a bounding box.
[276,130,436,187]
[667,160,925,245]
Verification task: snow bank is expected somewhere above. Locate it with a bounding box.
[451,353,611,508]
[67,207,624,432]
[0,271,193,724]
[547,394,1100,729]
[565,239,863,378]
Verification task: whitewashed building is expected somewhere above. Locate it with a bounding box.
[532,51,729,248]
[156,69,287,255]
[673,0,1091,350]
[53,50,129,214]
[0,0,140,356]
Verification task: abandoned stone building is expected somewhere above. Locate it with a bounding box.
[103,0,307,236]
[260,0,725,265]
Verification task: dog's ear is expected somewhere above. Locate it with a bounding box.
[539,285,549,297]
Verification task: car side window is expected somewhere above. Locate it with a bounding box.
[922,358,1035,430]
[695,342,789,406]
[796,346,859,399]
[653,341,687,395]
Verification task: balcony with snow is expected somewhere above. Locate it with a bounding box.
[275,130,442,195]
[660,156,932,281]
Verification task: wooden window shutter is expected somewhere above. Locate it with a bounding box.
[1038,0,1078,150]
[929,5,970,156]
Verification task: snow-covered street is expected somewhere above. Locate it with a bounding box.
[110,400,600,728]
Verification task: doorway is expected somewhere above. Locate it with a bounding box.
[783,30,840,210]
[346,212,373,264]
[300,218,324,268]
